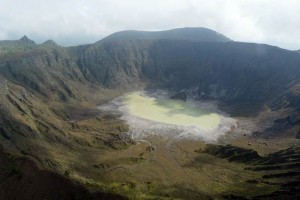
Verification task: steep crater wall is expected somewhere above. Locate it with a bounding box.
[75,40,300,115]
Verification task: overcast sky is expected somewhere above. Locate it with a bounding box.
[0,0,300,50]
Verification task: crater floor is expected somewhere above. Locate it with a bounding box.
[99,91,237,142]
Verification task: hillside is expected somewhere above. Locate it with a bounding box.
[0,36,36,55]
[101,27,231,42]
[0,28,300,199]
[75,39,300,113]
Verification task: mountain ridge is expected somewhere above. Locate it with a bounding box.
[100,27,231,43]
[0,27,300,199]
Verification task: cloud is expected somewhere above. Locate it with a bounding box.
[0,0,299,49]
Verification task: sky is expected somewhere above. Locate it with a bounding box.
[0,0,300,50]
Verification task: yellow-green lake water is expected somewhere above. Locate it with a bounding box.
[123,92,221,129]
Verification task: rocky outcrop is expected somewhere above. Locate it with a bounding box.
[18,35,36,46]
[200,144,300,199]
[0,36,36,56]
[201,144,261,163]
[269,84,300,111]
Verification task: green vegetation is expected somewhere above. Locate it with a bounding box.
[0,29,299,199]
